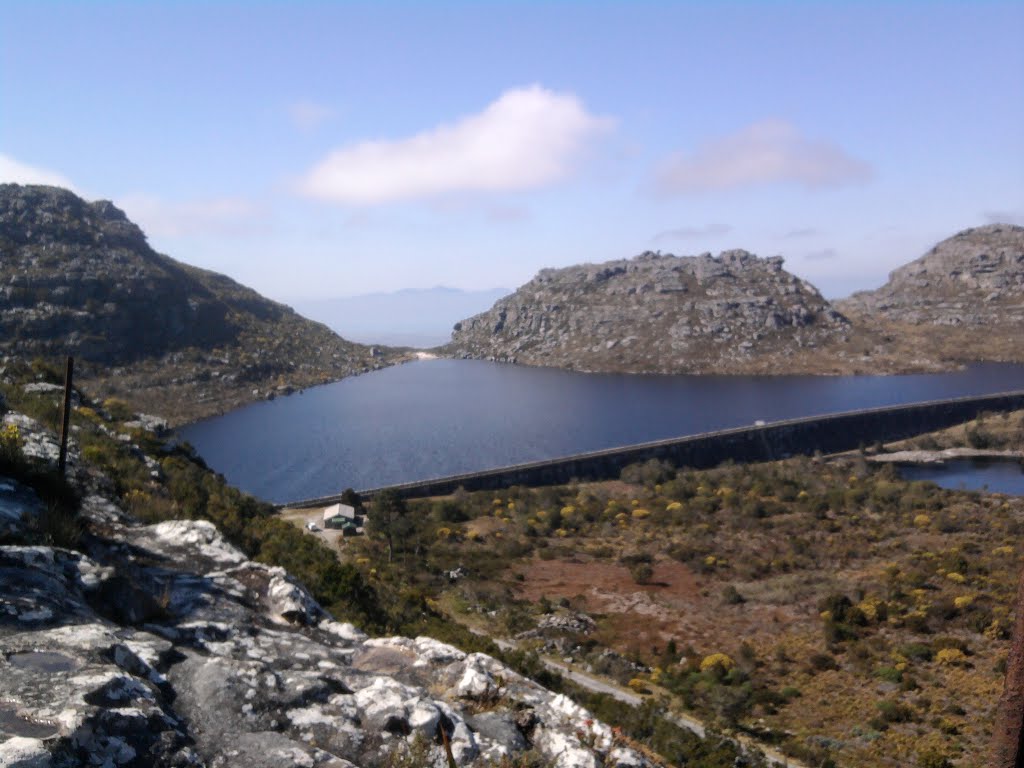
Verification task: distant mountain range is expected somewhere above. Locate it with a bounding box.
[292,286,511,348]
[0,184,405,424]
[445,225,1024,375]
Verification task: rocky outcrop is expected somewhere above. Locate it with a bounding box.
[0,184,403,424]
[0,413,652,768]
[836,224,1024,365]
[445,250,852,374]
[839,224,1024,326]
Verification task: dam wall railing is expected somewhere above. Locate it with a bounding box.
[279,389,1024,509]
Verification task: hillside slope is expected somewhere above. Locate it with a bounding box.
[837,223,1024,363]
[0,386,666,767]
[446,250,912,375]
[0,184,403,423]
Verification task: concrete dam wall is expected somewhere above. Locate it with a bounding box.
[280,389,1024,509]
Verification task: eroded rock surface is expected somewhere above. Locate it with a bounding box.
[0,479,653,767]
[445,250,852,374]
[840,224,1024,326]
[836,224,1024,365]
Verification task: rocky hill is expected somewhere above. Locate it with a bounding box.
[0,398,658,767]
[446,250,893,375]
[837,224,1024,363]
[0,184,405,424]
[840,224,1024,323]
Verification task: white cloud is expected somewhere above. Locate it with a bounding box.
[298,85,614,204]
[653,223,732,241]
[0,153,75,189]
[288,100,334,131]
[654,120,871,195]
[118,195,260,238]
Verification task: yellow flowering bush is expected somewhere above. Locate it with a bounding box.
[631,508,650,519]
[665,501,683,512]
[0,423,23,455]
[946,572,966,584]
[953,595,974,610]
[75,406,103,423]
[935,648,966,665]
[700,653,735,674]
[857,596,884,622]
[913,513,931,528]
[627,678,650,694]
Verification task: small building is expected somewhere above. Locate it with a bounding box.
[323,503,356,529]
[339,520,360,537]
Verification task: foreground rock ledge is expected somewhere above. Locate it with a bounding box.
[0,479,652,767]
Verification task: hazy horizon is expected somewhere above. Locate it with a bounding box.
[2,1,1022,306]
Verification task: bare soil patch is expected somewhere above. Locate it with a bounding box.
[510,556,810,656]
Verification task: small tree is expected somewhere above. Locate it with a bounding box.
[340,487,362,509]
[369,489,413,563]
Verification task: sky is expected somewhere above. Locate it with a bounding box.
[2,1,1023,302]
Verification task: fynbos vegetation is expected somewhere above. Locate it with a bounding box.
[331,415,1024,768]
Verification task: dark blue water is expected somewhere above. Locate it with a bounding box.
[898,458,1024,496]
[178,360,1024,503]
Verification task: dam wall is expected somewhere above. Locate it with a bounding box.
[280,390,1024,508]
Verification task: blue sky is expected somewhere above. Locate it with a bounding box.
[2,1,1022,301]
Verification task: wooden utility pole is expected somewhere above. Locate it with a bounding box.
[992,566,1024,767]
[57,356,73,476]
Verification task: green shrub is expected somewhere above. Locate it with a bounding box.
[875,699,914,723]
[874,666,903,684]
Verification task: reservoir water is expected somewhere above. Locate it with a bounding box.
[897,458,1024,496]
[178,360,1024,504]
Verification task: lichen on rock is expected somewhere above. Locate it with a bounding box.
[0,431,654,767]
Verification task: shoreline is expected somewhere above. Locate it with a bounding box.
[868,447,1024,465]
